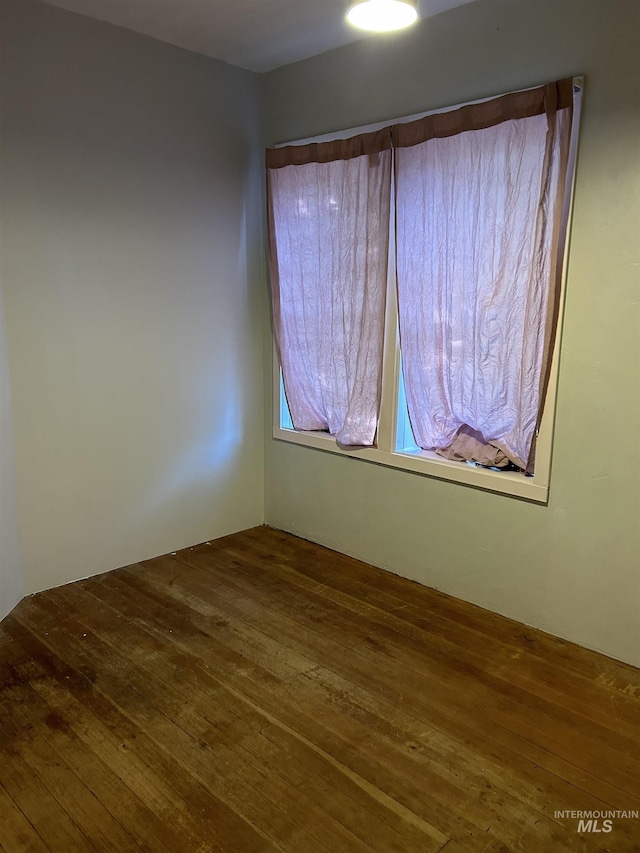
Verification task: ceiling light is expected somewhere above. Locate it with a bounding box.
[346,0,419,33]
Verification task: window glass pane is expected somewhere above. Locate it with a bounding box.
[280,370,294,430]
[395,356,420,454]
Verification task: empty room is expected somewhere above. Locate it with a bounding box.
[1,0,639,850]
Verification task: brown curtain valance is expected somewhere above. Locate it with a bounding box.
[392,78,573,148]
[266,80,574,167]
[266,127,392,169]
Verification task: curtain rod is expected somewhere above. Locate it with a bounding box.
[274,75,584,149]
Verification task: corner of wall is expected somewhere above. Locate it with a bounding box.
[0,284,24,622]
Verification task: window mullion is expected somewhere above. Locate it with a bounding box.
[376,165,400,454]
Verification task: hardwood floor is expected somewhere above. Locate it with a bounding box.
[1,526,639,852]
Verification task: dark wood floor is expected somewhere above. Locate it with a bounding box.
[1,526,639,852]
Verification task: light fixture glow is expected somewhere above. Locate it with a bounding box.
[346,0,418,33]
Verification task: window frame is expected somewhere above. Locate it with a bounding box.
[271,77,584,504]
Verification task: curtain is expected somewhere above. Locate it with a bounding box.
[267,130,392,446]
[394,80,573,471]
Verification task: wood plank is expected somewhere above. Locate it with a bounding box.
[0,713,94,852]
[0,779,51,853]
[0,653,157,853]
[32,573,611,851]
[1,630,275,853]
[154,544,640,802]
[119,550,640,849]
[244,529,640,738]
[1,526,639,852]
[226,528,640,727]
[1,643,237,853]
[48,579,460,851]
[253,527,640,699]
[11,593,418,853]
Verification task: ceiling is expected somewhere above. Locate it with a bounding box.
[40,0,475,73]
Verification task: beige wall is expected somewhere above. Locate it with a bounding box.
[262,0,640,666]
[0,0,264,594]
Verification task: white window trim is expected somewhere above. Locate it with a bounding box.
[271,77,584,504]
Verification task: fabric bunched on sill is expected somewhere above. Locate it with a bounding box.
[435,424,514,469]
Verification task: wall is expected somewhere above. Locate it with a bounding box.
[0,0,264,595]
[262,0,640,666]
[0,286,22,620]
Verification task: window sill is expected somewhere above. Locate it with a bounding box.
[273,425,549,503]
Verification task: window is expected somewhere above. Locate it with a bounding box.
[267,78,583,502]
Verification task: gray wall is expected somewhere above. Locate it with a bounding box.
[1,0,638,668]
[0,0,264,594]
[0,288,22,620]
[262,0,640,666]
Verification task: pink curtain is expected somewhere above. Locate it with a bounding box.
[394,80,573,471]
[267,130,392,446]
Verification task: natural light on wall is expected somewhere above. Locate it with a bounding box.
[346,0,418,32]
